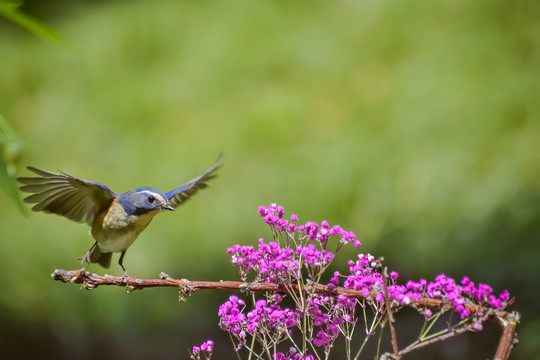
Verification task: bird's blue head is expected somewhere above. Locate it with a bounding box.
[117,188,174,216]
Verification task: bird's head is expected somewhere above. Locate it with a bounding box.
[117,188,174,216]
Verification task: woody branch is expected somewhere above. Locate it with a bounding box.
[51,268,510,318]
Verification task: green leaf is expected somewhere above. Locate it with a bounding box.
[0,0,62,43]
[0,114,25,212]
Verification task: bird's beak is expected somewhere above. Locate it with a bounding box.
[161,204,174,211]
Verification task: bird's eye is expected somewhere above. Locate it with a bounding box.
[147,195,156,204]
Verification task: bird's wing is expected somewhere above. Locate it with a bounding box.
[18,167,117,225]
[165,154,223,208]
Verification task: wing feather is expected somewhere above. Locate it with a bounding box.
[165,154,222,208]
[18,167,117,225]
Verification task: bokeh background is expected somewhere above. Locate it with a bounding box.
[0,0,539,359]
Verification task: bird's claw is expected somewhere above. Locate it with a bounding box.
[119,271,131,285]
[78,252,91,266]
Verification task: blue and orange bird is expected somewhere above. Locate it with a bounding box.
[17,154,222,274]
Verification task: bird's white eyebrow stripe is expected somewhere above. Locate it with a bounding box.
[140,190,166,203]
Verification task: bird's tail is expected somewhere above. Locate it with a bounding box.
[82,243,112,268]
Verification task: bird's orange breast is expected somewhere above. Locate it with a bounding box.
[91,200,159,253]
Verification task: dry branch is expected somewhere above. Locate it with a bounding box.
[51,268,509,317]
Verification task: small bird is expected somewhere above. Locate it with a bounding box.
[18,154,222,274]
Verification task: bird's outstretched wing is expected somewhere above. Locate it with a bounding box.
[18,167,117,225]
[165,154,223,208]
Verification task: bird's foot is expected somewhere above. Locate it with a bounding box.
[120,272,141,293]
[78,252,91,266]
[119,271,132,286]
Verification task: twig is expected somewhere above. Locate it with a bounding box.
[396,323,474,357]
[494,312,519,360]
[382,266,399,357]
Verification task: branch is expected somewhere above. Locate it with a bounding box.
[395,323,475,357]
[494,312,519,360]
[51,269,510,318]
[382,267,399,356]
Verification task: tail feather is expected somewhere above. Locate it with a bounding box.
[86,244,112,268]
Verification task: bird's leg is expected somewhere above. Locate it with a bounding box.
[78,243,97,268]
[118,250,130,284]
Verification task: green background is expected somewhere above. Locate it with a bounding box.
[0,0,538,359]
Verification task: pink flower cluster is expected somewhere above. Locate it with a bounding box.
[308,295,356,351]
[218,295,300,342]
[339,253,511,319]
[273,349,315,360]
[227,239,338,283]
[228,240,299,282]
[211,204,513,359]
[341,253,384,299]
[190,340,213,360]
[258,203,361,248]
[218,295,247,339]
[227,204,361,283]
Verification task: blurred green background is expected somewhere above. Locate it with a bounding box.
[1,0,539,359]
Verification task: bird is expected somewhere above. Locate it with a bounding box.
[17,154,222,274]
